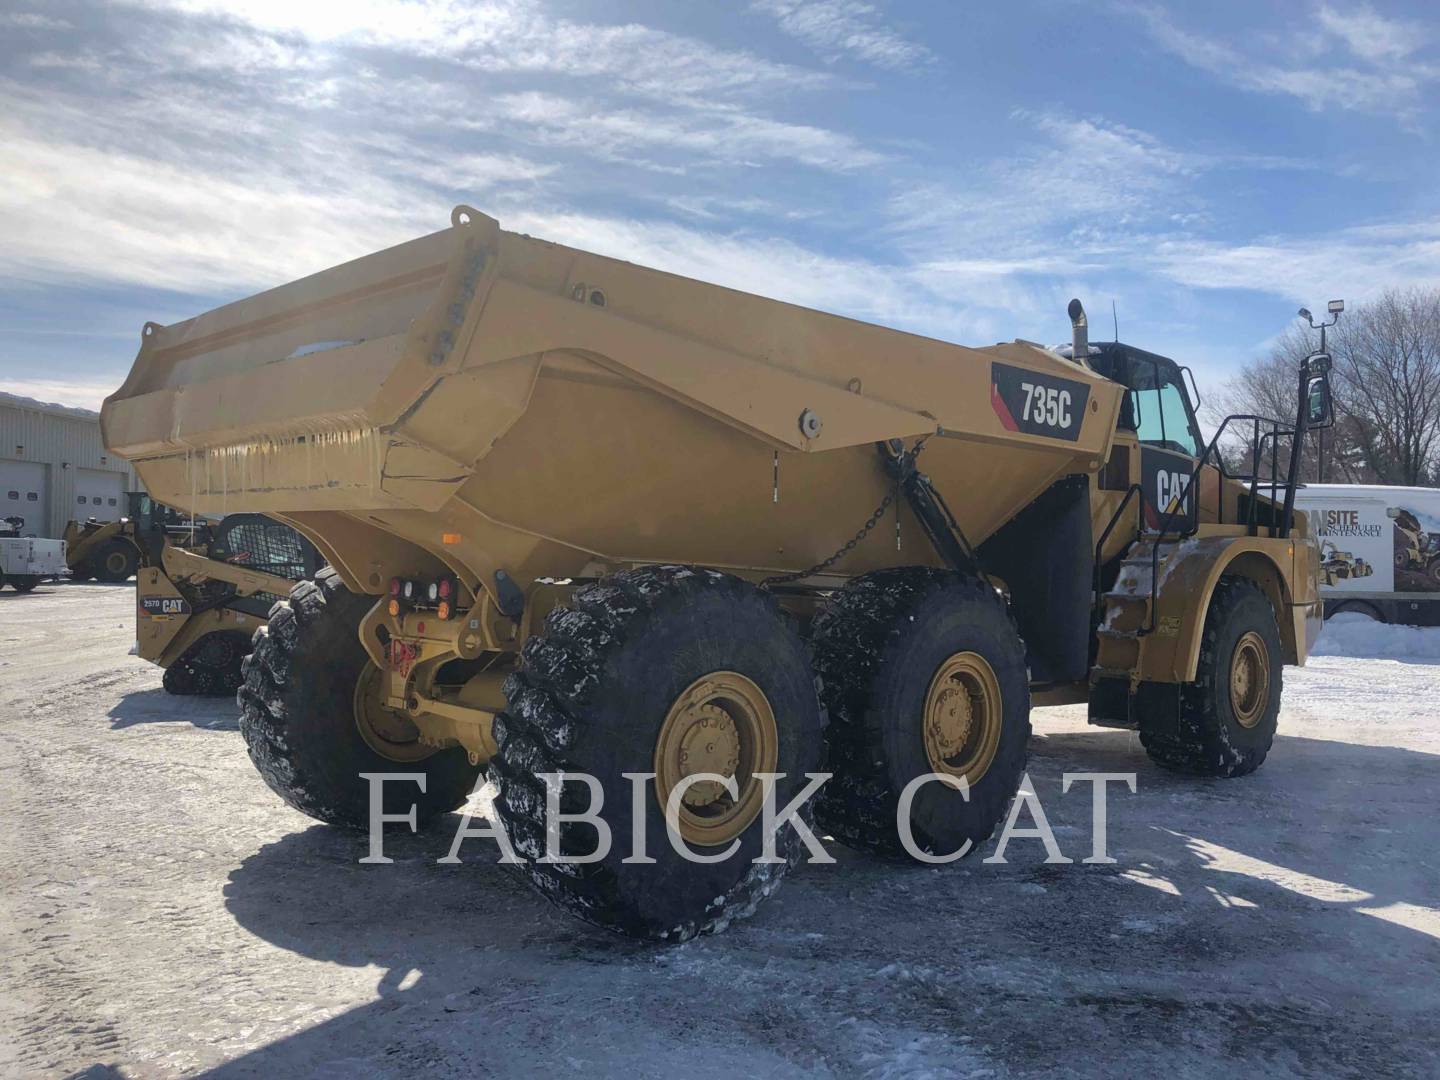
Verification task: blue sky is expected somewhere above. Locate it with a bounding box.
[1,0,1438,410]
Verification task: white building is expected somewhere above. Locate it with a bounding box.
[0,391,141,538]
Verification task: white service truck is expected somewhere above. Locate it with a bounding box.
[1295,484,1440,626]
[0,515,68,592]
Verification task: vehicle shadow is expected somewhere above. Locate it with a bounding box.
[0,585,62,598]
[199,729,1440,1077]
[108,687,239,731]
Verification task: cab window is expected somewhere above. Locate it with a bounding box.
[1130,380,1199,457]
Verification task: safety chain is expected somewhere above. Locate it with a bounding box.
[761,438,928,589]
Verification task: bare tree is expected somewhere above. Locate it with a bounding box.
[1330,288,1440,485]
[1210,288,1440,486]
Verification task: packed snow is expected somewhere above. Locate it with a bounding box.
[1313,611,1440,662]
[2,583,1438,1078]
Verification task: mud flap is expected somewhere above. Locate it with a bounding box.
[1088,677,1180,732]
[979,474,1093,683]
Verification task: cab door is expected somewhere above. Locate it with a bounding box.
[1129,369,1203,531]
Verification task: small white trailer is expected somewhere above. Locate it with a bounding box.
[1295,484,1440,626]
[0,516,68,592]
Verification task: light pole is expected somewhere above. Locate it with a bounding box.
[1297,300,1343,482]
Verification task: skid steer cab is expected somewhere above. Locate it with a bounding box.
[101,206,1330,943]
[132,498,323,695]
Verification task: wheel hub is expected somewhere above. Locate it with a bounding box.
[674,703,742,808]
[353,661,435,762]
[928,683,975,761]
[654,672,778,847]
[1229,631,1270,729]
[922,652,1003,784]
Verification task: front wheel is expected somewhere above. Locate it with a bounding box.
[1140,577,1282,777]
[237,568,481,829]
[8,575,40,593]
[93,540,138,582]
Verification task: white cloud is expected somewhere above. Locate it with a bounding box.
[126,0,835,99]
[1152,222,1440,307]
[0,378,121,412]
[482,92,884,171]
[1317,3,1425,64]
[0,114,440,293]
[0,12,73,30]
[751,0,933,71]
[1129,3,1437,120]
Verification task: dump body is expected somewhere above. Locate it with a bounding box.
[103,207,1125,620]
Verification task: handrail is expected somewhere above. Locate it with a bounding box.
[1093,483,1145,612]
[1139,411,1294,634]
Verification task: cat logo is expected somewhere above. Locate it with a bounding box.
[140,596,191,617]
[1156,469,1190,515]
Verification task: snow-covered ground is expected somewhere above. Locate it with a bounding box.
[2,584,1438,1078]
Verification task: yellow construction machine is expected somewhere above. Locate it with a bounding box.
[127,495,323,694]
[102,207,1328,939]
[64,492,212,582]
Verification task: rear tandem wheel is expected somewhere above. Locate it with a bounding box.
[810,567,1031,860]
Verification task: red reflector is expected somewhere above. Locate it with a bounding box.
[438,577,454,599]
[389,577,402,596]
[416,621,426,635]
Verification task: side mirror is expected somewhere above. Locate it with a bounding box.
[1305,373,1334,429]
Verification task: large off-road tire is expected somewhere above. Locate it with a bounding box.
[491,565,825,942]
[1139,576,1282,778]
[237,568,481,829]
[8,575,40,593]
[93,540,139,583]
[162,631,249,696]
[1427,558,1440,587]
[811,568,1030,860]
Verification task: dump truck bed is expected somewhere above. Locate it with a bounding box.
[103,207,1124,604]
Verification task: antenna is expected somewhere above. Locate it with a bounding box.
[1112,300,1119,342]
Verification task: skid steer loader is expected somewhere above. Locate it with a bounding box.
[102,207,1327,941]
[127,494,324,695]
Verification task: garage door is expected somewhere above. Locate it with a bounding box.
[0,459,49,536]
[74,468,125,523]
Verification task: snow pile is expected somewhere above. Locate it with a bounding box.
[1313,612,1440,661]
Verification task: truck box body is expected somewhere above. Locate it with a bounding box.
[1296,483,1440,626]
[100,207,1125,609]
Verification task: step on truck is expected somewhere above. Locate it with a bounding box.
[101,207,1328,940]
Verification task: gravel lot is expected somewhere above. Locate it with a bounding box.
[2,582,1438,1078]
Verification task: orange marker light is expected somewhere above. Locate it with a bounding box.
[442,532,461,545]
[387,598,401,617]
[437,599,452,621]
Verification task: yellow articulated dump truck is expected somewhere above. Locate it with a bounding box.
[101,206,1327,941]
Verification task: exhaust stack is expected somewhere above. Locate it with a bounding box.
[1067,298,1088,360]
